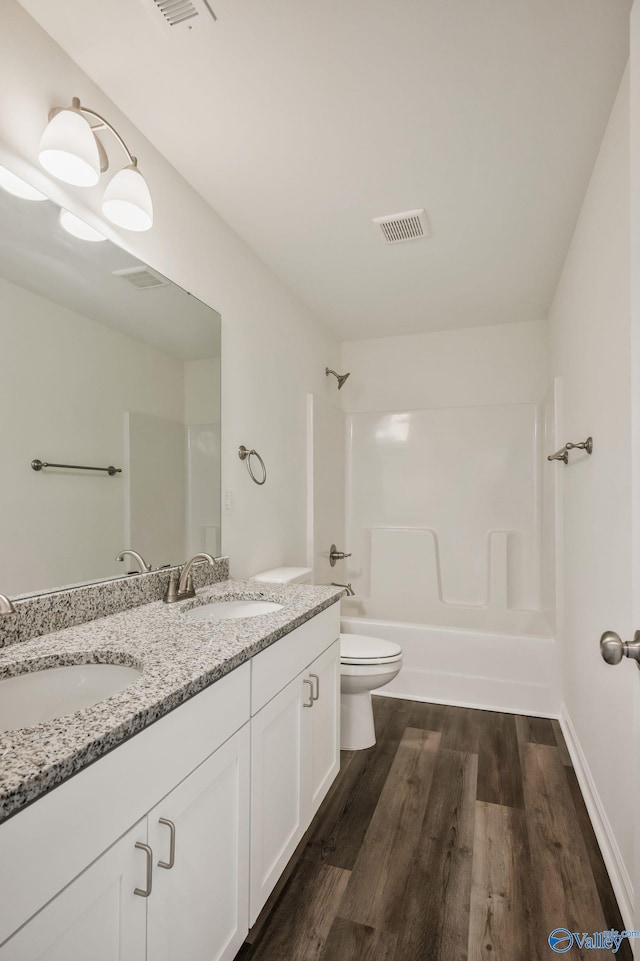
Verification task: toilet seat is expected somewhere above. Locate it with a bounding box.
[340,633,402,665]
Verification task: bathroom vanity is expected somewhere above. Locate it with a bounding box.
[0,581,341,960]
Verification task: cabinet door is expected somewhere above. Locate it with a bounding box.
[147,723,250,961]
[305,639,340,818]
[249,673,310,924]
[0,822,146,961]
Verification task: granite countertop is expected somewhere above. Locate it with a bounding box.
[0,579,343,824]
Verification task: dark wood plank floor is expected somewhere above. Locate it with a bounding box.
[237,697,631,961]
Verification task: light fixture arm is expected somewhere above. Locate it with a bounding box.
[49,98,138,172]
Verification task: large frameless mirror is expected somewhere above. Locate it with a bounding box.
[0,177,221,598]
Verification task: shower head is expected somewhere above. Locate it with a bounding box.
[325,367,351,390]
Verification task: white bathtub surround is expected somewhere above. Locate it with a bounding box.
[340,325,550,617]
[326,322,559,715]
[341,613,559,717]
[345,400,543,619]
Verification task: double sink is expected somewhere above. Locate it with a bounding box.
[0,597,283,734]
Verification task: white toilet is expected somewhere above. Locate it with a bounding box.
[250,567,403,752]
[339,633,402,750]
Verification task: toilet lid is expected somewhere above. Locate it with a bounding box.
[340,633,402,664]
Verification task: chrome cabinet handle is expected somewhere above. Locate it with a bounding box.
[303,678,314,707]
[600,630,640,668]
[158,818,176,869]
[309,672,320,701]
[134,842,153,897]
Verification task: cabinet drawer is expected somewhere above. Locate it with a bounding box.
[250,605,340,715]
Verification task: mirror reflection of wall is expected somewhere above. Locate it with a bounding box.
[0,180,221,598]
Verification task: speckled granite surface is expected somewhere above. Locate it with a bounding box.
[0,579,343,823]
[0,558,229,649]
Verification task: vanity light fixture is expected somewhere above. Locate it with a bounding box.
[59,210,106,243]
[39,97,153,231]
[0,165,48,201]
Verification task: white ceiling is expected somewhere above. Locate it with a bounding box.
[18,0,631,340]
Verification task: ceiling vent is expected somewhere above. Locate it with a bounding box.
[113,266,169,289]
[373,209,431,244]
[141,0,217,34]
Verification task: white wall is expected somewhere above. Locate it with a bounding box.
[1,276,184,595]
[341,319,549,412]
[0,0,341,582]
[630,3,640,925]
[185,359,220,426]
[549,68,634,920]
[125,411,186,569]
[185,359,221,557]
[307,394,345,586]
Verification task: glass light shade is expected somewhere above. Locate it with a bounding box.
[0,166,48,201]
[102,165,153,231]
[39,109,101,187]
[59,209,106,243]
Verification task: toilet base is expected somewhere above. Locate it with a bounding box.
[340,691,376,751]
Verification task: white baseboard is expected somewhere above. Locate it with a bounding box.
[373,688,558,719]
[380,666,559,717]
[559,705,635,931]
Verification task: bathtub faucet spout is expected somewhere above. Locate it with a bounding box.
[332,582,355,596]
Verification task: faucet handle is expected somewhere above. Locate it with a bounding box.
[163,571,181,604]
[329,544,352,567]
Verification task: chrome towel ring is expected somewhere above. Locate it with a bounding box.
[238,445,267,485]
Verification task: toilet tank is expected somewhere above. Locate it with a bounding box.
[250,566,313,585]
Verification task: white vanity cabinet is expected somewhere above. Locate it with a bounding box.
[0,820,147,961]
[0,663,251,958]
[306,641,340,818]
[249,607,340,923]
[146,724,250,961]
[1,725,250,961]
[0,600,341,958]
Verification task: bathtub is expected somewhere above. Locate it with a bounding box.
[340,610,559,717]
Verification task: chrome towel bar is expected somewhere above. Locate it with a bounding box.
[31,459,122,476]
[547,436,593,465]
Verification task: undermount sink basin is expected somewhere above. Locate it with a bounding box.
[0,663,141,733]
[183,600,284,623]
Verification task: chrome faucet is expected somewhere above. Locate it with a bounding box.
[163,553,216,603]
[0,593,16,616]
[331,582,355,596]
[115,550,152,573]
